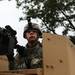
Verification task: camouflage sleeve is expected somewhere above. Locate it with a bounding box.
[15,53,27,69]
[31,47,43,68]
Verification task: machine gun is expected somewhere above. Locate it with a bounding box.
[0,25,17,70]
[0,25,17,53]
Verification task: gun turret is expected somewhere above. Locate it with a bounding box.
[5,25,17,36]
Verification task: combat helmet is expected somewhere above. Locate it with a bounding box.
[23,21,42,38]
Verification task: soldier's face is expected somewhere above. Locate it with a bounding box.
[25,30,38,42]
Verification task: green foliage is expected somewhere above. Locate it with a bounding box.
[14,0,75,35]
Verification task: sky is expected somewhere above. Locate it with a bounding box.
[0,0,27,46]
[0,0,44,46]
[0,0,74,47]
[0,0,74,55]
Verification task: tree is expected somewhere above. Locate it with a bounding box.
[15,0,75,35]
[0,0,75,43]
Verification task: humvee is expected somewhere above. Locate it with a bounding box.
[0,33,75,75]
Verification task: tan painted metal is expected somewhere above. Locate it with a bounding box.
[0,55,9,71]
[43,33,75,75]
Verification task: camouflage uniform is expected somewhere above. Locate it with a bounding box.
[15,41,42,69]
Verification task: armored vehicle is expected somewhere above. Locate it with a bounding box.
[0,33,75,75]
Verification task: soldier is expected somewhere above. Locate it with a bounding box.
[15,22,43,69]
